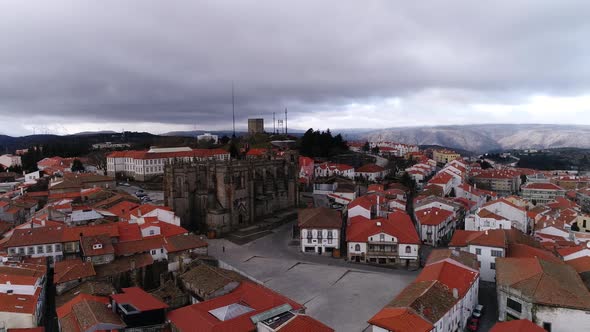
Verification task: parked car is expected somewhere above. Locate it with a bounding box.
[141,195,151,202]
[472,304,484,318]
[135,190,145,196]
[467,317,479,331]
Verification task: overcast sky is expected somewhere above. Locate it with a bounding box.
[1,1,590,136]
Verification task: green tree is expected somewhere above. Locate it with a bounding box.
[71,159,85,172]
[362,141,370,152]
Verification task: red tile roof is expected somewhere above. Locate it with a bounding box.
[277,315,334,332]
[416,207,453,226]
[356,164,385,173]
[111,287,168,311]
[113,236,164,256]
[508,244,561,263]
[0,287,41,315]
[346,211,419,244]
[428,172,454,185]
[566,256,590,273]
[298,207,342,229]
[490,319,546,332]
[522,182,564,191]
[54,259,96,284]
[107,200,140,218]
[449,230,507,248]
[415,260,479,298]
[368,308,432,332]
[167,281,303,332]
[348,196,373,211]
[163,234,208,253]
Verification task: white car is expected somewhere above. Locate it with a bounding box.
[472,304,484,318]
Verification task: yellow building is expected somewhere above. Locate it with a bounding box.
[433,149,461,165]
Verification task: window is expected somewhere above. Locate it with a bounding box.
[491,250,503,257]
[306,230,312,243]
[9,248,16,254]
[161,248,164,253]
[380,234,385,242]
[27,247,34,255]
[18,248,25,255]
[327,231,333,244]
[317,231,323,240]
[37,246,44,254]
[354,244,361,251]
[490,262,496,270]
[543,322,552,332]
[55,244,62,251]
[149,230,155,235]
[151,250,156,255]
[507,298,522,313]
[405,246,412,254]
[475,248,481,255]
[46,245,53,253]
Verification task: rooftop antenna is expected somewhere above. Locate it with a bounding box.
[273,112,276,134]
[232,82,236,138]
[284,108,288,135]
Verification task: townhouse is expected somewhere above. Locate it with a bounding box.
[0,261,47,329]
[415,207,455,246]
[356,164,388,182]
[521,182,566,205]
[346,210,420,268]
[471,169,521,196]
[432,149,461,165]
[0,154,22,169]
[465,198,529,233]
[369,249,479,332]
[298,207,342,255]
[449,229,507,282]
[314,162,355,179]
[106,147,230,181]
[496,257,590,331]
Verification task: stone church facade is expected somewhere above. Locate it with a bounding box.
[163,152,299,234]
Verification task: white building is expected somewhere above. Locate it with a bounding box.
[521,182,566,205]
[496,257,590,332]
[415,207,455,246]
[299,207,342,255]
[0,154,22,168]
[449,229,507,282]
[356,164,387,182]
[106,147,230,181]
[346,211,420,268]
[197,133,219,144]
[0,262,46,329]
[314,162,355,179]
[369,249,480,332]
[465,199,529,233]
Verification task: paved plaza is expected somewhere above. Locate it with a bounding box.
[207,222,418,332]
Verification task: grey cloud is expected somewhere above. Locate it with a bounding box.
[1,0,590,135]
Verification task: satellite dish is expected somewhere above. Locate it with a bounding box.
[586,241,590,249]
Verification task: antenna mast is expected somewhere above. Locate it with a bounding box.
[284,108,288,135]
[273,112,276,134]
[232,82,236,137]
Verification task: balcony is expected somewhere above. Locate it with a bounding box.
[367,250,398,257]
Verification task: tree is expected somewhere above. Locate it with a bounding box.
[571,222,580,232]
[520,174,528,186]
[362,141,370,152]
[371,146,380,155]
[228,140,240,159]
[71,159,85,172]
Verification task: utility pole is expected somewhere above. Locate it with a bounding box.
[284,108,288,135]
[232,82,236,138]
[273,112,276,134]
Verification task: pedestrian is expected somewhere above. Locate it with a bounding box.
[222,246,225,253]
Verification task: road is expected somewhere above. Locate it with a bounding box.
[207,221,418,332]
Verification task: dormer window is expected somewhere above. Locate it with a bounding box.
[92,243,103,250]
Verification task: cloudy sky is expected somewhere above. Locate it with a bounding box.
[1,1,590,136]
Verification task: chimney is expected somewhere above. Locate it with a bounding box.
[485,230,488,235]
[452,288,459,299]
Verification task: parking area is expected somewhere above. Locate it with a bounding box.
[116,183,164,205]
[208,222,418,332]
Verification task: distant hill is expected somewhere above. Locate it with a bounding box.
[73,130,118,136]
[363,124,590,153]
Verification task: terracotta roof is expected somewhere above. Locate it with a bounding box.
[428,172,454,185]
[298,207,342,229]
[490,319,546,332]
[117,221,143,242]
[56,281,116,308]
[556,244,586,258]
[449,230,507,248]
[113,236,164,256]
[522,182,565,191]
[164,233,208,253]
[416,208,453,226]
[0,287,41,314]
[7,328,45,332]
[54,259,96,284]
[57,294,125,331]
[483,198,526,211]
[496,257,590,310]
[356,164,385,173]
[415,260,479,298]
[167,281,303,332]
[179,263,244,298]
[346,212,420,244]
[477,208,506,220]
[348,196,373,211]
[368,307,432,332]
[80,234,114,257]
[425,249,480,271]
[111,287,169,311]
[508,244,561,263]
[566,256,590,273]
[277,314,334,332]
[106,200,140,218]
